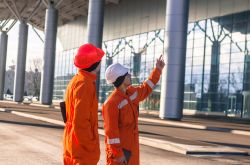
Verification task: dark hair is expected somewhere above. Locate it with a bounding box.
[82,61,100,72]
[113,72,128,87]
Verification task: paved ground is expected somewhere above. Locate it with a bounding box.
[0,112,232,165]
[0,101,250,164]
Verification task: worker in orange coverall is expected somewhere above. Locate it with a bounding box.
[63,43,105,165]
[102,55,165,165]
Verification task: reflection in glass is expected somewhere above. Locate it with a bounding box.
[52,10,250,119]
[184,11,250,118]
[99,29,164,110]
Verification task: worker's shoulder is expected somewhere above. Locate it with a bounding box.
[66,76,77,89]
[103,92,122,107]
[103,99,119,112]
[127,85,137,92]
[70,76,89,90]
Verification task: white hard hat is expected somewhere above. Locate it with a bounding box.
[105,63,129,84]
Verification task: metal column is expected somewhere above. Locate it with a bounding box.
[0,32,8,100]
[208,41,220,111]
[87,0,105,98]
[40,4,58,105]
[13,22,28,102]
[159,0,189,120]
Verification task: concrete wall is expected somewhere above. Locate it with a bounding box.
[103,0,165,41]
[57,0,250,50]
[190,0,250,21]
[57,16,87,50]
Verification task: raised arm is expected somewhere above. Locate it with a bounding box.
[128,55,165,104]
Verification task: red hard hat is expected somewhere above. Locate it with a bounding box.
[74,43,105,69]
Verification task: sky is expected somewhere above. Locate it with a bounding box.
[5,21,62,71]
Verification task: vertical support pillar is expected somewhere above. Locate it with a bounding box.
[40,3,58,105]
[87,0,105,98]
[208,41,220,111]
[243,55,250,91]
[0,31,8,100]
[13,22,28,102]
[242,55,250,118]
[159,0,189,120]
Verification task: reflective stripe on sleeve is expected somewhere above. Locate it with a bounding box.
[108,138,120,144]
[118,99,128,109]
[146,79,155,89]
[129,91,138,101]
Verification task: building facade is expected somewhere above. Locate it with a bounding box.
[53,0,250,119]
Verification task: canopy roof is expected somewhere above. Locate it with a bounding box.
[0,0,119,31]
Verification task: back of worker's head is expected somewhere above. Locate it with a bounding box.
[74,43,105,72]
[105,63,129,87]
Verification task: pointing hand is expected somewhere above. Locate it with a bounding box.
[156,55,165,72]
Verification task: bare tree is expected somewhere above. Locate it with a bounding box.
[27,58,42,101]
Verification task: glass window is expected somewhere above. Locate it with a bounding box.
[220,32,231,44]
[132,36,139,53]
[220,44,231,54]
[192,56,204,66]
[233,12,248,23]
[233,22,247,37]
[192,66,203,75]
[220,54,230,64]
[231,52,245,63]
[194,29,205,39]
[218,73,229,88]
[186,48,193,58]
[231,43,243,53]
[192,74,202,98]
[203,65,210,74]
[139,33,147,49]
[185,73,191,85]
[188,22,195,31]
[203,74,210,90]
[185,66,192,76]
[219,15,233,26]
[186,57,193,67]
[186,40,193,49]
[230,62,244,73]
[193,47,204,57]
[194,38,205,48]
[197,20,206,29]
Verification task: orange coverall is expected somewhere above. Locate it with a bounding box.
[63,70,100,165]
[102,68,161,165]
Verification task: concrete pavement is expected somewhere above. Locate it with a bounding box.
[1,110,233,165]
[0,100,250,164]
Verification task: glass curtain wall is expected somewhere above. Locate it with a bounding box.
[184,11,250,118]
[100,29,164,110]
[53,29,164,111]
[53,11,250,118]
[53,48,78,100]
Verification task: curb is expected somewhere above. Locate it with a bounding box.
[138,117,250,137]
[139,136,248,156]
[0,108,64,125]
[29,103,55,108]
[1,107,250,137]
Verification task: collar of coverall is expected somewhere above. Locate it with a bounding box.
[78,69,97,81]
[114,88,130,99]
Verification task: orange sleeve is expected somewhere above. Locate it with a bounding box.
[73,82,96,148]
[102,101,124,159]
[129,68,162,104]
